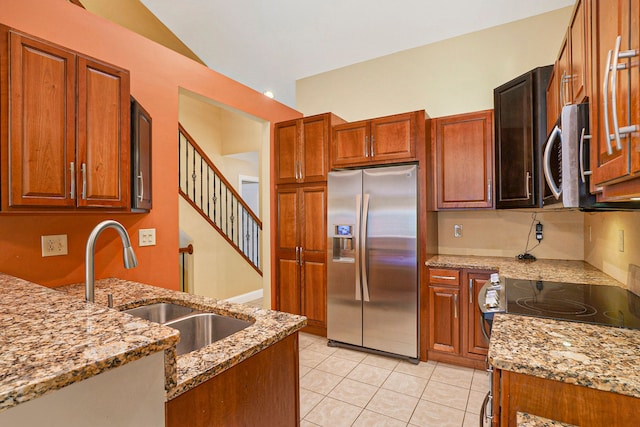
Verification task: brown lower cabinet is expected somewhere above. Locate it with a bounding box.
[493,368,640,426]
[427,267,494,369]
[166,333,300,427]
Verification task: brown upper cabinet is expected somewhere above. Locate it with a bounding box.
[131,97,152,211]
[432,110,494,210]
[331,110,424,169]
[547,0,589,134]
[274,113,345,185]
[2,29,130,211]
[589,0,640,189]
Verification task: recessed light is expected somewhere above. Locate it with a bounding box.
[631,197,640,201]
[263,90,275,99]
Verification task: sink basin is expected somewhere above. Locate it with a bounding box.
[123,302,196,323]
[165,313,252,355]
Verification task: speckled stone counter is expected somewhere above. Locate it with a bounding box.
[425,255,622,287]
[517,412,577,427]
[489,313,640,399]
[0,273,179,414]
[57,278,307,400]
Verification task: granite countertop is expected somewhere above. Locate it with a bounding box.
[489,313,640,399]
[425,255,622,286]
[57,278,307,400]
[517,412,577,427]
[0,273,179,414]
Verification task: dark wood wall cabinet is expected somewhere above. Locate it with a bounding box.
[427,267,494,369]
[0,26,132,212]
[494,66,553,209]
[331,110,424,169]
[432,110,494,209]
[131,97,152,211]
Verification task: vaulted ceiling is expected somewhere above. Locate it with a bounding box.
[120,1,576,108]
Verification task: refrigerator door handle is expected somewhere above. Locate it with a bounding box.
[361,193,371,302]
[354,194,362,301]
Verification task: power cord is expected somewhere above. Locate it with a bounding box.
[517,212,540,262]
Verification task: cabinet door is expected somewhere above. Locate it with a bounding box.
[76,56,130,208]
[274,120,299,184]
[570,0,588,104]
[301,115,330,183]
[494,73,536,208]
[434,110,494,209]
[370,112,415,162]
[131,98,152,211]
[590,0,634,186]
[464,271,492,357]
[546,66,560,135]
[558,34,571,106]
[428,286,460,354]
[275,187,300,315]
[332,121,369,168]
[300,185,327,332]
[8,32,76,208]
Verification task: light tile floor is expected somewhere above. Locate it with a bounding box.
[298,332,489,427]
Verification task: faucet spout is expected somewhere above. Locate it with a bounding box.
[85,220,138,302]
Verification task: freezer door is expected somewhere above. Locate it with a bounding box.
[327,169,363,346]
[362,165,418,358]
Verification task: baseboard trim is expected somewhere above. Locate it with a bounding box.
[224,288,263,304]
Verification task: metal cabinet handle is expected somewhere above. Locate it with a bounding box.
[70,162,76,199]
[560,71,567,106]
[81,163,87,200]
[370,135,375,157]
[480,391,493,426]
[525,171,531,198]
[487,179,492,203]
[603,48,614,155]
[453,294,458,319]
[364,136,369,157]
[469,279,473,304]
[138,173,144,202]
[611,35,639,147]
[580,129,592,183]
[432,275,457,281]
[295,246,299,265]
[611,35,624,151]
[543,125,562,199]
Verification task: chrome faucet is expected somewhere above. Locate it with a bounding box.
[85,220,138,302]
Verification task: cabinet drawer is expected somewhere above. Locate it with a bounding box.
[428,268,460,285]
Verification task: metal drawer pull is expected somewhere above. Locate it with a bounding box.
[138,173,144,202]
[453,294,458,319]
[611,35,624,151]
[432,275,457,280]
[70,162,76,199]
[81,163,87,200]
[603,48,614,155]
[469,279,473,304]
[525,171,531,198]
[579,128,592,184]
[364,136,369,157]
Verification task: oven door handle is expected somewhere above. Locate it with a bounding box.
[480,315,491,344]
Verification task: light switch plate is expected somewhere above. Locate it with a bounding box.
[139,228,156,247]
[41,234,68,257]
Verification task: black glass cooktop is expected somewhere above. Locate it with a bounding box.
[505,279,640,330]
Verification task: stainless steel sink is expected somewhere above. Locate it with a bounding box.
[123,302,196,323]
[165,313,252,355]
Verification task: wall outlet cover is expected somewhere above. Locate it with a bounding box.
[41,234,68,257]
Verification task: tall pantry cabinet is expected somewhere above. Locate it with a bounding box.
[274,113,345,336]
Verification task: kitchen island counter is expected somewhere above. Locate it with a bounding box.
[0,273,179,414]
[57,278,306,400]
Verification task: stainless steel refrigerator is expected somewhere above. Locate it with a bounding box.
[327,164,418,361]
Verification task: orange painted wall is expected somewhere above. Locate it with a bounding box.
[0,0,301,289]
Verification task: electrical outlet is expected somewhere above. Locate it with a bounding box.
[139,228,156,247]
[535,222,543,242]
[618,229,624,252]
[41,234,68,257]
[454,224,462,238]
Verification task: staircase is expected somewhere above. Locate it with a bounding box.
[178,124,262,274]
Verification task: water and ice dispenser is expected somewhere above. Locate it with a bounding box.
[332,224,354,262]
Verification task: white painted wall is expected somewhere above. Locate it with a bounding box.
[0,352,165,427]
